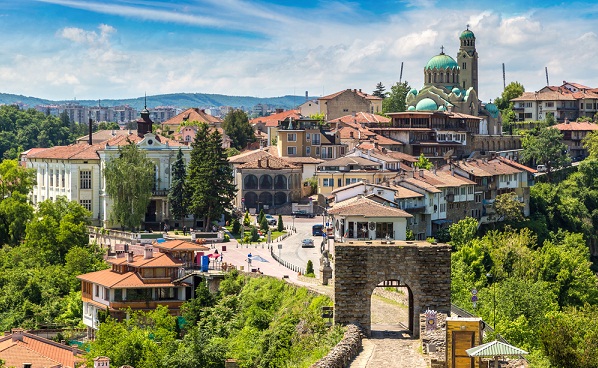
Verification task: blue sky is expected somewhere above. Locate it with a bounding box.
[1,0,598,103]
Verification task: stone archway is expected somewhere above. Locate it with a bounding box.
[334,241,451,337]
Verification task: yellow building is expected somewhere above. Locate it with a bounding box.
[316,156,394,196]
[276,117,346,159]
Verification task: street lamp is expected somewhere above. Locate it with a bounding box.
[486,273,496,331]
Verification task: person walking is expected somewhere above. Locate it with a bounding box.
[183,225,187,236]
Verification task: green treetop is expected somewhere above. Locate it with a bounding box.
[372,82,387,98]
[168,148,187,223]
[521,127,570,182]
[382,81,411,114]
[104,142,154,230]
[222,109,255,150]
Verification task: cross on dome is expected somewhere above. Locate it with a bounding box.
[440,45,444,54]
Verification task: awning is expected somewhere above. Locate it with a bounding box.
[432,219,452,225]
[466,340,529,357]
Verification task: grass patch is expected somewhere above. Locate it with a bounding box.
[372,294,408,309]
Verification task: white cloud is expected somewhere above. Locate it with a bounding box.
[58,23,115,46]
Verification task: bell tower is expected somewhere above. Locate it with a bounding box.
[457,25,478,93]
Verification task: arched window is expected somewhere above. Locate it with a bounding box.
[259,192,273,207]
[244,174,258,190]
[259,175,273,189]
[244,192,257,208]
[274,175,287,190]
[274,192,287,206]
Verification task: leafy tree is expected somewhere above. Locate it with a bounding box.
[545,112,556,126]
[382,81,411,113]
[186,123,236,231]
[310,113,326,125]
[521,127,570,182]
[258,209,265,223]
[494,81,525,111]
[413,153,432,170]
[494,192,524,223]
[98,122,120,130]
[104,142,154,230]
[222,109,255,150]
[277,215,284,232]
[372,82,386,98]
[449,217,478,250]
[225,147,240,157]
[168,148,187,225]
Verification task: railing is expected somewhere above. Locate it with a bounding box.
[152,189,168,196]
[270,246,305,275]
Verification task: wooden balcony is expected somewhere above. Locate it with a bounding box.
[109,300,185,310]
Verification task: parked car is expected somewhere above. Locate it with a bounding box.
[301,238,315,248]
[265,214,277,226]
[293,210,314,218]
[312,224,324,236]
[536,164,547,172]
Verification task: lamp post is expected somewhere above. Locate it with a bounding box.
[486,273,496,331]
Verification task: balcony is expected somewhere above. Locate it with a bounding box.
[152,189,168,197]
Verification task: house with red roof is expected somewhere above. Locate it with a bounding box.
[552,120,598,159]
[77,239,210,338]
[0,328,85,368]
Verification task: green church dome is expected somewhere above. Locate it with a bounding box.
[407,105,416,111]
[451,87,461,95]
[416,98,438,111]
[409,88,418,96]
[425,53,458,70]
[438,105,447,111]
[460,29,475,39]
[485,103,499,118]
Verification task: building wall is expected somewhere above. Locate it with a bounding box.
[321,90,381,120]
[317,171,393,195]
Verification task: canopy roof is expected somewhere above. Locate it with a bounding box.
[466,340,528,357]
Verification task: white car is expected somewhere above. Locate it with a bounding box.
[536,165,547,172]
[265,214,277,225]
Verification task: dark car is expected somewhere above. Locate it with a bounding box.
[312,224,324,236]
[293,210,314,218]
[301,238,315,248]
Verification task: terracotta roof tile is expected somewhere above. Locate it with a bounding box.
[445,159,523,177]
[553,121,598,131]
[228,149,271,164]
[250,110,301,127]
[0,330,84,368]
[330,112,391,124]
[162,108,222,126]
[328,196,411,218]
[77,269,179,288]
[153,239,210,252]
[318,156,382,168]
[319,89,383,101]
[238,155,299,170]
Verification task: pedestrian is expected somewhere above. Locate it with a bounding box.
[163,223,168,234]
[220,253,223,263]
[183,225,187,236]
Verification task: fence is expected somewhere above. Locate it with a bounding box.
[270,246,305,275]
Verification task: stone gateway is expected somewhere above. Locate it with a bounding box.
[334,240,451,337]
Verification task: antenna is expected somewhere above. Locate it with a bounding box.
[502,63,506,90]
[545,67,549,86]
[399,62,404,83]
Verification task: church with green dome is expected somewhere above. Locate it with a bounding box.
[366,27,520,162]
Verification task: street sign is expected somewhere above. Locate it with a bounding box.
[471,295,478,302]
[471,288,478,296]
[278,244,282,250]
[241,198,245,202]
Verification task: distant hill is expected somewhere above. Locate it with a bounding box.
[0,92,315,111]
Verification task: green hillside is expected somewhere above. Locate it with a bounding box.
[0,92,314,110]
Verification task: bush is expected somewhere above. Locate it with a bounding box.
[426,237,436,243]
[243,211,251,227]
[260,216,269,233]
[277,215,284,232]
[250,226,259,242]
[231,218,241,235]
[224,234,230,242]
[306,260,314,276]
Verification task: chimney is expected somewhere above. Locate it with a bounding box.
[419,169,424,178]
[144,246,153,259]
[11,328,24,342]
[305,91,308,101]
[257,159,262,168]
[359,89,362,93]
[126,252,134,263]
[88,115,93,145]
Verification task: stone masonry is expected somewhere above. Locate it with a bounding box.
[334,240,451,337]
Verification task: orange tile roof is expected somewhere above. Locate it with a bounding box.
[319,89,382,101]
[497,157,537,173]
[162,108,222,126]
[329,112,391,124]
[0,330,84,368]
[153,239,210,252]
[511,91,576,101]
[228,149,271,164]
[77,269,179,288]
[393,185,425,199]
[238,155,300,170]
[328,196,411,218]
[553,121,598,131]
[250,110,301,127]
[448,159,523,177]
[107,252,184,268]
[384,151,418,163]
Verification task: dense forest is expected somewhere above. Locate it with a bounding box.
[86,272,342,368]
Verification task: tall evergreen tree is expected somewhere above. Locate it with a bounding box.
[222,109,255,150]
[372,82,386,98]
[104,142,154,230]
[186,123,236,231]
[168,148,187,225]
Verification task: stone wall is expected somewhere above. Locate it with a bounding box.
[309,324,364,368]
[334,241,451,337]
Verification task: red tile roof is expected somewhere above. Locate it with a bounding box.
[106,251,185,268]
[162,108,222,126]
[0,329,84,368]
[250,110,301,127]
[153,239,210,252]
[77,268,179,288]
[238,155,300,170]
[329,112,390,124]
[328,196,411,218]
[320,89,382,101]
[552,121,598,131]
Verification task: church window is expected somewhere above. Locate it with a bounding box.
[463,81,466,89]
[462,62,466,69]
[433,74,436,83]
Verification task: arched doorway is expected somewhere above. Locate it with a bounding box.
[334,241,451,337]
[370,279,414,333]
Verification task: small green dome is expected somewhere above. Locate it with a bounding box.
[485,103,499,118]
[416,98,438,111]
[425,53,458,70]
[451,87,460,95]
[460,29,475,39]
[409,88,418,96]
[407,105,416,111]
[438,105,447,111]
